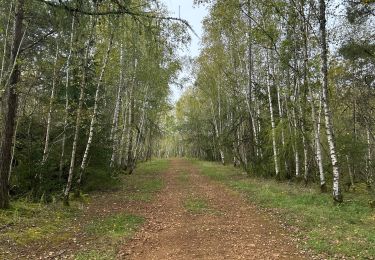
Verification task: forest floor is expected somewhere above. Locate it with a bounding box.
[1,158,373,259]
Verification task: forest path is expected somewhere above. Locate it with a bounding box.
[119,158,310,260]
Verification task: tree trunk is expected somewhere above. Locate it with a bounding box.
[118,92,128,167]
[266,52,279,177]
[59,16,75,174]
[42,43,59,165]
[346,155,355,191]
[63,18,95,205]
[126,84,134,172]
[311,90,326,191]
[0,1,13,87]
[78,34,113,190]
[366,126,372,188]
[0,0,24,209]
[319,0,342,202]
[130,87,148,173]
[110,42,125,168]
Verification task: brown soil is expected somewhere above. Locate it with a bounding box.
[1,159,313,259]
[118,159,310,260]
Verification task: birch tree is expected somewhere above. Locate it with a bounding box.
[319,0,343,202]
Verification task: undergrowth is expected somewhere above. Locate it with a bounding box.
[0,159,169,259]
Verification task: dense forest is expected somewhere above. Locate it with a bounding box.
[0,0,190,208]
[163,0,375,203]
[0,0,374,209]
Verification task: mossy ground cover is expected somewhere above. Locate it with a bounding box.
[75,213,144,259]
[0,200,79,246]
[0,159,169,259]
[191,160,375,259]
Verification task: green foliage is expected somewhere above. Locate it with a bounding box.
[339,41,375,61]
[82,167,120,193]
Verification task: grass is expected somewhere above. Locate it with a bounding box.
[0,200,79,246]
[184,196,216,215]
[121,159,168,202]
[192,160,375,259]
[177,171,190,184]
[0,159,169,258]
[85,213,144,239]
[73,160,169,259]
[75,250,116,260]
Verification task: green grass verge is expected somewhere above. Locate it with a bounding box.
[121,159,168,201]
[85,213,144,239]
[177,171,190,184]
[75,250,116,260]
[0,159,169,258]
[184,196,212,214]
[191,160,375,259]
[0,200,79,246]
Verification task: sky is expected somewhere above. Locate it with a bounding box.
[163,0,208,103]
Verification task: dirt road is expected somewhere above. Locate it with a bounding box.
[119,159,309,259]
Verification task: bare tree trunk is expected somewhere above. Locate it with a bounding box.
[77,34,113,190]
[63,18,95,205]
[311,90,326,191]
[266,52,279,177]
[319,0,342,202]
[366,126,372,187]
[130,87,148,173]
[126,84,134,172]
[118,92,128,167]
[42,43,59,165]
[8,114,20,182]
[346,155,355,191]
[0,1,13,87]
[59,16,75,174]
[299,0,310,186]
[110,42,124,168]
[210,99,225,165]
[0,0,24,209]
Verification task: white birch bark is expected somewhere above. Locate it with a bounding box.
[210,99,225,165]
[319,0,342,202]
[110,43,124,168]
[346,155,355,190]
[63,17,95,205]
[126,83,134,170]
[118,92,128,167]
[0,1,13,87]
[8,115,19,182]
[42,42,59,165]
[291,69,300,178]
[79,34,113,184]
[59,16,75,173]
[131,87,148,169]
[266,53,279,177]
[366,126,372,187]
[311,90,325,190]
